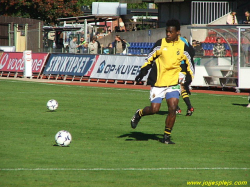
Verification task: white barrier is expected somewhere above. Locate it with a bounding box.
[23,50,32,77]
[0,46,16,52]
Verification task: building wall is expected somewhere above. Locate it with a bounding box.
[158,1,192,27]
[98,25,192,47]
[0,16,43,52]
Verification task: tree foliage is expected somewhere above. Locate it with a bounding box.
[0,0,153,24]
[77,0,149,9]
[0,0,81,24]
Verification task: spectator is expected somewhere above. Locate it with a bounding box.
[56,38,64,51]
[82,43,89,54]
[79,37,86,45]
[107,30,111,35]
[243,11,250,24]
[91,34,101,53]
[194,41,204,56]
[103,43,114,54]
[192,40,197,48]
[213,38,226,57]
[78,37,86,53]
[96,32,100,39]
[47,30,55,49]
[69,37,79,53]
[226,11,238,25]
[88,36,98,54]
[112,35,127,54]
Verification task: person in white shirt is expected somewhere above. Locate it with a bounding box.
[88,36,98,54]
[69,37,79,53]
[47,31,55,49]
[226,11,238,25]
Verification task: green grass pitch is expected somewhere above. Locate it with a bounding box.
[0,79,249,187]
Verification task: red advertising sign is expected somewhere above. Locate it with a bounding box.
[0,52,49,73]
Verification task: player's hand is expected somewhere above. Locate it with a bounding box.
[135,68,148,83]
[135,74,143,83]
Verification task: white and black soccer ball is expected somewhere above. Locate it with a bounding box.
[55,130,72,146]
[47,99,58,111]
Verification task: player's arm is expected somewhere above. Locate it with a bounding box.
[135,40,162,83]
[184,53,194,80]
[180,36,195,58]
[184,43,195,76]
[182,54,194,94]
[183,44,195,94]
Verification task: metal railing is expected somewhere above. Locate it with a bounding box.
[191,1,231,25]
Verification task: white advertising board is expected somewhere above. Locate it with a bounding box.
[90,55,148,81]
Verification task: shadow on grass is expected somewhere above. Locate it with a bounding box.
[232,103,248,107]
[156,111,168,115]
[118,132,162,141]
[53,144,70,147]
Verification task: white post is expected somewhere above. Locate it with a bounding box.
[23,50,32,78]
[84,19,88,42]
[237,27,241,89]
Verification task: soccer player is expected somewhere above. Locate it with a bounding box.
[130,19,194,144]
[176,36,195,116]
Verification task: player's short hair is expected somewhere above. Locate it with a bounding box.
[92,36,97,41]
[166,19,180,31]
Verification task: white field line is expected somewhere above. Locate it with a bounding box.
[0,168,249,171]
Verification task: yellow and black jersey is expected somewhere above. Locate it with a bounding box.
[140,36,195,87]
[179,37,195,84]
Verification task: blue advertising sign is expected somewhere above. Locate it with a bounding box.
[43,53,97,76]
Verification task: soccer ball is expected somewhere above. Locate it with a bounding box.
[47,99,58,111]
[55,130,72,146]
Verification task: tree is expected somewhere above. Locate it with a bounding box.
[0,0,154,24]
[0,0,81,24]
[77,0,149,9]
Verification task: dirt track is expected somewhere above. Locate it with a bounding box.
[0,77,249,96]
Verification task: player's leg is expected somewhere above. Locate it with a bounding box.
[176,105,181,114]
[131,87,165,129]
[162,89,180,144]
[131,103,161,129]
[176,72,185,114]
[181,83,194,116]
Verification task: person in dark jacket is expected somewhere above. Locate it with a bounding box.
[243,11,250,24]
[112,35,127,54]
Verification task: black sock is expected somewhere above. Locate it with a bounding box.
[164,127,172,136]
[183,97,192,110]
[182,90,192,109]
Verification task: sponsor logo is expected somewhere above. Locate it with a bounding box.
[97,60,106,73]
[0,53,46,72]
[96,60,141,75]
[45,55,95,76]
